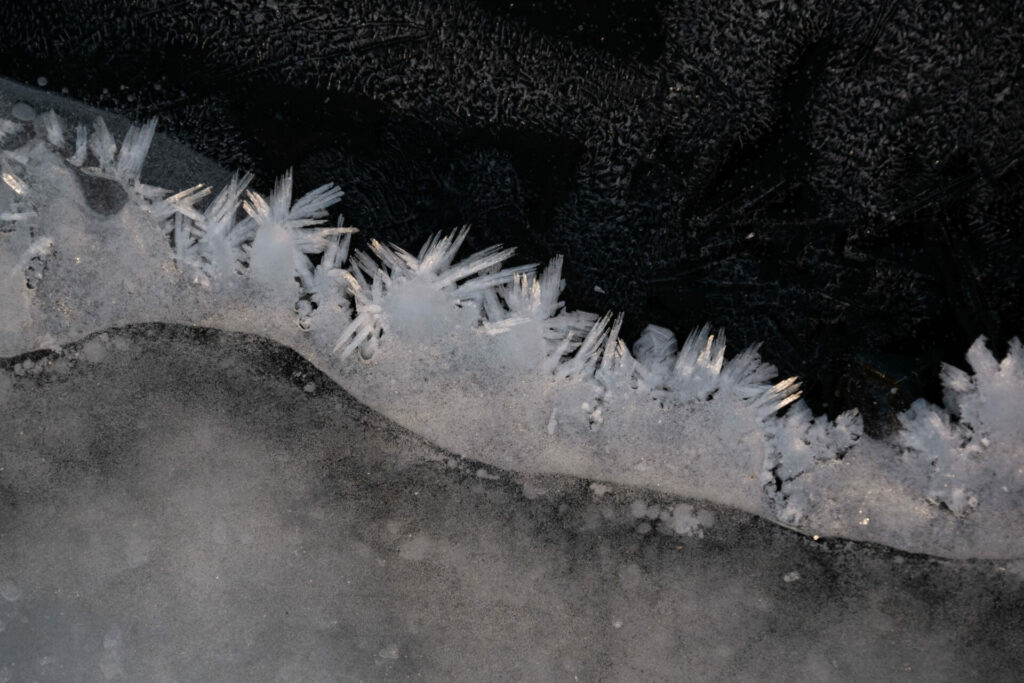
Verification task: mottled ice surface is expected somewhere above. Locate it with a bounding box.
[0,326,1022,681]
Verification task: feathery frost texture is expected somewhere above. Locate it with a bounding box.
[898,338,1024,517]
[335,226,531,358]
[1,104,1022,560]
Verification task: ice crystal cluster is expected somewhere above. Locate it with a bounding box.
[0,97,1021,561]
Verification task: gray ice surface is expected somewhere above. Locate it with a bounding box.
[0,326,1022,681]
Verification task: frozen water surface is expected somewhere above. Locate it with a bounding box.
[0,326,1022,681]
[0,76,1022,561]
[0,76,1023,680]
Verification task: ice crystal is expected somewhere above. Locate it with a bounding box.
[0,158,35,222]
[67,122,87,166]
[168,174,249,282]
[633,323,802,417]
[897,337,1024,517]
[35,110,64,148]
[479,255,598,373]
[303,219,357,322]
[83,117,155,184]
[333,225,532,358]
[242,169,344,294]
[763,401,863,524]
[483,256,596,339]
[3,101,1022,560]
[632,324,678,392]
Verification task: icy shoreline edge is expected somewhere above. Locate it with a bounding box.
[0,86,1021,561]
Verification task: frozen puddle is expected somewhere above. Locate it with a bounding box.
[0,326,1021,681]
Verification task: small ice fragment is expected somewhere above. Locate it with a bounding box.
[476,468,499,480]
[589,483,610,497]
[593,285,605,294]
[635,521,652,535]
[377,644,400,660]
[303,381,316,393]
[783,571,801,583]
[37,76,48,87]
[11,102,36,122]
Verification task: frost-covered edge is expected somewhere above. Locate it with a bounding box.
[2,110,1021,560]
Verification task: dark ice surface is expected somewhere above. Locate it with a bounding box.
[1,326,1022,681]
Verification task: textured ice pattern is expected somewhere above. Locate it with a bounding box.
[0,79,1022,561]
[0,326,1020,681]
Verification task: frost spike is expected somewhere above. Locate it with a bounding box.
[556,312,613,379]
[674,324,712,377]
[1,166,28,195]
[67,123,88,166]
[38,110,65,147]
[89,117,117,168]
[116,118,158,182]
[600,313,625,374]
[753,376,803,418]
[322,225,357,270]
[453,263,537,298]
[152,183,211,222]
[243,169,343,231]
[436,245,517,289]
[965,335,999,377]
